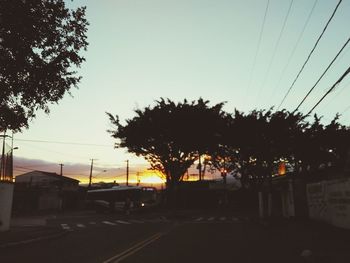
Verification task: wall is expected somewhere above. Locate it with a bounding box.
[0,182,14,231]
[307,178,350,229]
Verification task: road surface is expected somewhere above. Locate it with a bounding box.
[1,211,349,263]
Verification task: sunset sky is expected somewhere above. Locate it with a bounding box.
[9,0,350,184]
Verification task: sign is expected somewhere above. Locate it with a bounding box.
[307,178,350,229]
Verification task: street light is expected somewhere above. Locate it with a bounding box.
[0,133,17,181]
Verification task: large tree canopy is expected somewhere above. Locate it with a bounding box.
[108,98,350,190]
[207,109,306,184]
[210,109,350,187]
[0,0,88,132]
[107,98,229,187]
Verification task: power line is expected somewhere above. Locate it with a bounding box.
[273,0,318,105]
[318,78,350,113]
[12,163,54,169]
[15,138,112,147]
[257,0,294,103]
[306,65,350,115]
[17,141,91,160]
[13,166,34,171]
[295,36,350,111]
[246,0,270,97]
[277,0,343,109]
[14,168,34,174]
[341,105,350,115]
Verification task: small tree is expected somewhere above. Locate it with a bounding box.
[0,0,88,132]
[211,109,307,187]
[107,98,229,190]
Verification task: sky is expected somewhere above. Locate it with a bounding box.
[8,0,350,184]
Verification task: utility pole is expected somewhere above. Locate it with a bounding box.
[198,153,202,181]
[88,159,95,189]
[136,172,140,186]
[11,132,14,180]
[0,131,6,179]
[126,160,129,186]
[59,163,64,176]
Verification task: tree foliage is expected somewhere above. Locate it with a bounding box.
[207,109,307,185]
[107,98,229,187]
[295,114,350,171]
[0,0,88,132]
[108,97,350,190]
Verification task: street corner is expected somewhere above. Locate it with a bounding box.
[0,225,69,249]
[10,216,48,227]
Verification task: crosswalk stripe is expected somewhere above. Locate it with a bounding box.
[195,217,203,221]
[61,224,71,230]
[77,224,86,228]
[147,219,162,223]
[115,220,131,225]
[129,219,144,224]
[103,221,116,226]
[208,217,215,221]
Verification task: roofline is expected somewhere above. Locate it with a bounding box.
[16,170,80,183]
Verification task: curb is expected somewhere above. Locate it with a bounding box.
[0,229,69,249]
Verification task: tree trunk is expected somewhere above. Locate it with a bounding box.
[165,171,182,208]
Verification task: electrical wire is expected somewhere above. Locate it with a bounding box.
[306,65,350,115]
[17,141,93,160]
[246,0,270,97]
[296,36,350,111]
[15,138,112,147]
[318,78,350,113]
[257,0,294,103]
[340,105,350,124]
[274,0,318,108]
[277,0,343,109]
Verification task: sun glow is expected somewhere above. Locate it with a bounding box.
[139,170,166,184]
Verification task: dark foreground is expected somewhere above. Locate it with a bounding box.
[1,210,350,263]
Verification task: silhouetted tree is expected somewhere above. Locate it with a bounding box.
[0,0,88,132]
[209,109,307,187]
[107,98,229,190]
[296,114,350,173]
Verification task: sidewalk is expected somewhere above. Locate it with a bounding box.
[257,217,350,262]
[0,215,68,249]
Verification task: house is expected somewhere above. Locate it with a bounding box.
[13,171,80,212]
[15,170,79,191]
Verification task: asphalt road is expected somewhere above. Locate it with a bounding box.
[1,211,350,263]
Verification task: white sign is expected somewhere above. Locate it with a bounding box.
[307,178,350,229]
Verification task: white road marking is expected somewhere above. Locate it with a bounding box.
[103,221,116,226]
[89,221,97,225]
[146,219,162,223]
[61,224,70,230]
[208,217,215,221]
[76,224,86,228]
[129,220,144,223]
[115,220,131,224]
[195,217,203,221]
[220,217,226,221]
